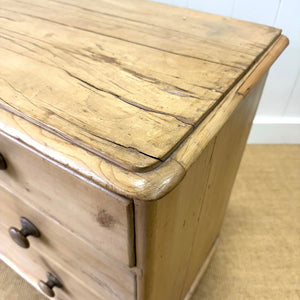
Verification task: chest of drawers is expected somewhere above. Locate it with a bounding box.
[0,0,288,299]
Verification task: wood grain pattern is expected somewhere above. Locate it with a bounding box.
[238,36,289,96]
[0,4,289,300]
[0,184,136,300]
[0,131,134,266]
[0,34,288,202]
[180,74,267,298]
[184,238,219,300]
[0,0,282,172]
[134,139,217,300]
[172,35,289,170]
[0,33,287,200]
[0,3,290,300]
[134,75,267,300]
[0,222,107,300]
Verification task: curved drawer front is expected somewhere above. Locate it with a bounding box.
[0,185,136,300]
[0,131,134,266]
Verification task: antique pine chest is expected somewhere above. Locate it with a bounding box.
[0,0,288,299]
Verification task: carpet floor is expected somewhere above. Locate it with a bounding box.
[0,145,299,300]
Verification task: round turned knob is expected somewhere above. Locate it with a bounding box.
[0,152,7,170]
[38,272,63,297]
[9,217,41,248]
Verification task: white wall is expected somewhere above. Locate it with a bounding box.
[151,0,300,143]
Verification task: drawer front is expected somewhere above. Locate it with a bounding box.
[0,221,104,300]
[0,184,136,300]
[0,131,134,266]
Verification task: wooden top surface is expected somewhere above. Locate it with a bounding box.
[0,0,283,172]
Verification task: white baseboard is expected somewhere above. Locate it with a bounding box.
[248,117,300,144]
[248,123,300,143]
[248,116,300,144]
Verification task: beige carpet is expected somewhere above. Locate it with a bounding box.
[1,145,299,300]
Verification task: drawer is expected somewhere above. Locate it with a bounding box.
[0,131,134,266]
[0,221,105,300]
[0,184,136,300]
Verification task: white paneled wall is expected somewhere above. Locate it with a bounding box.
[150,0,300,143]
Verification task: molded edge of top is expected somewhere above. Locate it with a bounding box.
[0,35,288,201]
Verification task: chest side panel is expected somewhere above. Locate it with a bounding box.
[134,75,267,300]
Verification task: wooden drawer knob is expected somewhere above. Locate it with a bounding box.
[38,272,63,298]
[9,217,41,248]
[0,152,7,170]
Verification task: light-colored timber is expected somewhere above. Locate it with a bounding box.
[0,131,134,266]
[0,35,288,201]
[184,237,219,300]
[134,74,268,300]
[0,0,284,173]
[0,184,136,300]
[172,36,288,170]
[0,222,112,300]
[0,1,288,300]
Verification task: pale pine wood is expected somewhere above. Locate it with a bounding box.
[173,35,289,170]
[180,74,268,298]
[0,222,108,300]
[184,238,219,300]
[0,4,289,300]
[134,76,267,300]
[0,0,282,172]
[134,139,217,300]
[0,184,136,300]
[0,131,134,266]
[0,34,287,201]
[1,0,281,64]
[238,35,289,96]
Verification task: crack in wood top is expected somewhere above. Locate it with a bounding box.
[0,0,283,172]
